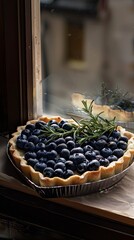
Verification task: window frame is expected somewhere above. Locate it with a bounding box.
[0,0,41,134]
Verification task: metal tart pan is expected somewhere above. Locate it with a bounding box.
[7,144,134,198]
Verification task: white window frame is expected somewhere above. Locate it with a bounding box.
[31,0,43,118]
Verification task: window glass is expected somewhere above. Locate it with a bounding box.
[40,0,134,120]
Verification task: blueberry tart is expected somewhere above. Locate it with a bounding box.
[9,101,134,187]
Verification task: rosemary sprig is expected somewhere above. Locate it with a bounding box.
[39,100,117,145]
[39,124,78,143]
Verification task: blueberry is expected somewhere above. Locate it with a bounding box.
[101,148,113,158]
[119,136,128,143]
[25,152,37,160]
[55,138,66,145]
[99,135,108,141]
[108,137,118,142]
[94,150,100,155]
[27,158,38,167]
[87,160,100,171]
[64,169,74,178]
[111,130,121,139]
[46,150,57,160]
[77,162,87,174]
[24,142,35,152]
[70,147,84,154]
[65,161,75,171]
[107,155,118,162]
[34,162,47,173]
[54,162,66,171]
[35,121,46,129]
[45,142,57,151]
[60,149,70,159]
[99,159,109,167]
[66,140,75,150]
[108,141,117,150]
[36,149,47,159]
[85,151,96,160]
[89,139,96,148]
[16,139,28,149]
[25,123,35,131]
[56,158,66,163]
[69,155,75,162]
[83,145,93,153]
[50,124,60,130]
[56,143,67,153]
[73,153,86,165]
[47,160,56,168]
[65,136,73,142]
[41,138,48,144]
[28,135,39,144]
[43,167,55,178]
[117,141,127,150]
[62,123,72,131]
[48,119,58,125]
[32,129,41,136]
[35,142,46,151]
[21,129,31,137]
[95,154,103,160]
[59,120,67,128]
[39,157,48,163]
[17,134,27,140]
[112,148,124,158]
[54,168,64,178]
[95,139,107,150]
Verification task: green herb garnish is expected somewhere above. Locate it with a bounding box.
[77,100,116,144]
[39,124,77,143]
[39,100,117,145]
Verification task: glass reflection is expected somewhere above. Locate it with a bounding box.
[40,0,134,119]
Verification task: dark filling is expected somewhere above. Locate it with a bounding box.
[16,119,128,179]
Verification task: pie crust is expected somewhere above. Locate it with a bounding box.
[9,116,134,187]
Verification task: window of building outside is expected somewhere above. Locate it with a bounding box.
[37,0,134,121]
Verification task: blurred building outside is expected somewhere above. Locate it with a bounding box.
[40,0,134,116]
